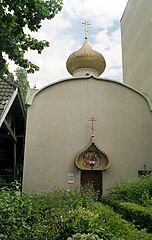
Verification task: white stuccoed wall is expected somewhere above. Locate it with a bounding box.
[23,77,152,193]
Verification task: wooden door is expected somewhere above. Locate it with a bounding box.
[81,170,102,194]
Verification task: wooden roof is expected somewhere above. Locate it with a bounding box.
[0,77,17,125]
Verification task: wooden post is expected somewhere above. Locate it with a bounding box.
[13,142,17,181]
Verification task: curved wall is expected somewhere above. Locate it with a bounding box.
[23,77,152,193]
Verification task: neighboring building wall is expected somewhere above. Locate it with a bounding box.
[121,0,152,99]
[23,77,152,194]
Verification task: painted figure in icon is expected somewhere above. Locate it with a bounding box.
[83,150,101,168]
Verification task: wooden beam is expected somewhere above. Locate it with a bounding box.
[13,143,17,181]
[3,120,17,143]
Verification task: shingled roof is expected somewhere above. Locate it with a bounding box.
[0,77,18,127]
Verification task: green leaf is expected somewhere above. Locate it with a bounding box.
[0,0,63,77]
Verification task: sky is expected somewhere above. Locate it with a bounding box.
[11,0,128,88]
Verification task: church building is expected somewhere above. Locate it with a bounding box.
[23,21,152,194]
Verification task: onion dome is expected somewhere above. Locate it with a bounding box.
[66,39,106,77]
[75,134,110,171]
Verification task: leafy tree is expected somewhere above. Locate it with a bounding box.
[0,0,63,77]
[7,72,15,82]
[15,67,30,103]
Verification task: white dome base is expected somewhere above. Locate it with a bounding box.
[73,68,100,77]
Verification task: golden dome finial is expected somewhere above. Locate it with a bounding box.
[66,21,106,77]
[82,19,91,39]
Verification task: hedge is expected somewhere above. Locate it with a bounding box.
[101,194,152,232]
[105,176,152,204]
[1,183,152,240]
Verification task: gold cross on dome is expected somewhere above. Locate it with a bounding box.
[82,19,91,39]
[89,116,96,137]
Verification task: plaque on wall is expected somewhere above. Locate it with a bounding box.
[68,173,74,184]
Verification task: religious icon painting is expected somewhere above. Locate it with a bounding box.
[83,150,101,168]
[75,136,110,171]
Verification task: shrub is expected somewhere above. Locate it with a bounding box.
[1,182,152,240]
[0,182,46,240]
[102,196,152,233]
[101,177,152,233]
[105,176,152,205]
[67,233,102,240]
[50,202,152,240]
[34,185,98,214]
[118,202,152,232]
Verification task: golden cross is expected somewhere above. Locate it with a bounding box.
[82,19,91,39]
[89,117,96,136]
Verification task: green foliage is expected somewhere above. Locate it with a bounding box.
[118,202,152,232]
[67,233,102,240]
[30,186,99,239]
[105,176,152,204]
[0,182,152,240]
[0,182,46,240]
[101,176,152,233]
[56,202,152,240]
[7,67,30,104]
[0,0,63,76]
[0,185,98,240]
[15,67,30,103]
[35,185,98,212]
[101,196,152,233]
[141,189,152,206]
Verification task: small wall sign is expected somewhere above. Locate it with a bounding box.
[68,173,74,184]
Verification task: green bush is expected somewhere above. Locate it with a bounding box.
[101,177,152,233]
[67,233,102,240]
[102,196,152,233]
[1,182,152,240]
[105,176,152,205]
[101,195,120,209]
[60,202,152,240]
[118,202,152,232]
[34,185,98,213]
[0,184,98,240]
[0,182,46,240]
